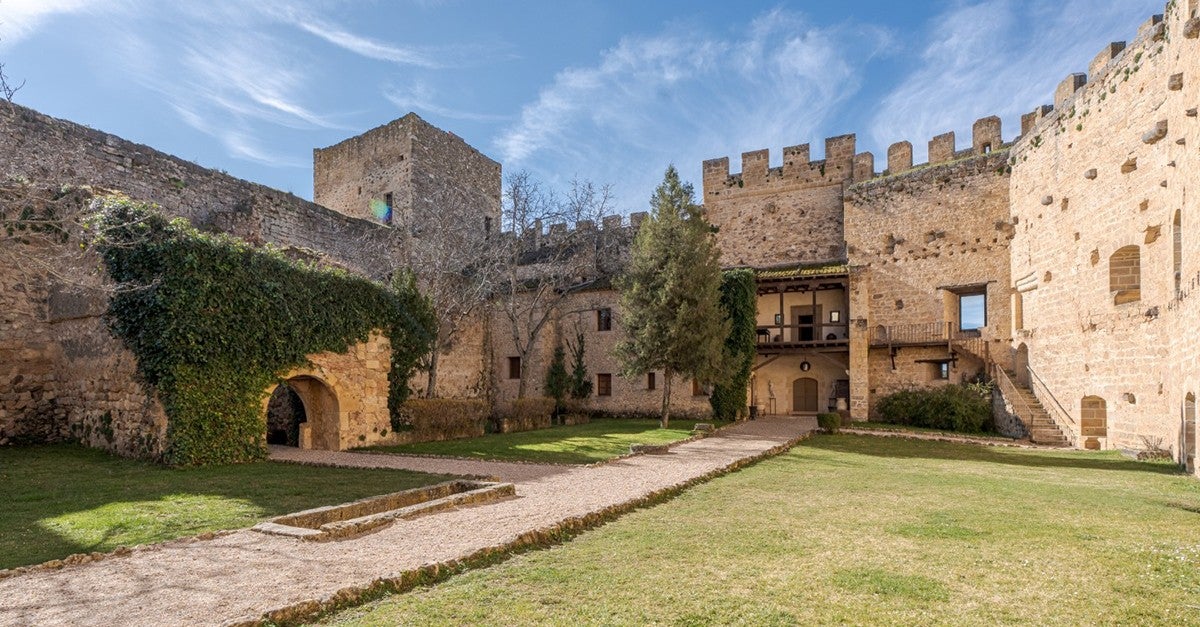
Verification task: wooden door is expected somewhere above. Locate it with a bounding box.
[792,377,818,413]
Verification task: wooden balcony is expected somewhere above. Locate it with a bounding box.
[869,322,989,361]
[755,323,849,353]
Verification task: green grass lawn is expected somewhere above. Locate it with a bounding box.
[365,418,715,464]
[324,434,1200,625]
[0,444,452,570]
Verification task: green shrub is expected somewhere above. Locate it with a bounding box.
[875,384,993,433]
[817,412,842,434]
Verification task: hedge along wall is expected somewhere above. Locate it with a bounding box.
[94,199,434,465]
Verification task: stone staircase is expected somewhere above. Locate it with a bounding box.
[996,369,1071,447]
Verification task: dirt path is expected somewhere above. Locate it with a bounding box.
[0,417,814,627]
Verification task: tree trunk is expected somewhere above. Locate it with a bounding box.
[660,369,673,428]
[517,351,528,399]
[424,349,439,399]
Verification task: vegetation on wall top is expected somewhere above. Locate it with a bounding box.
[93,198,435,465]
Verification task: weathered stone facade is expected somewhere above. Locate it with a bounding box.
[1007,5,1200,461]
[314,113,501,235]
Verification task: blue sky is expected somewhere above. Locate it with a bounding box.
[1,0,1164,213]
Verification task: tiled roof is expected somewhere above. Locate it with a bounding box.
[755,262,849,281]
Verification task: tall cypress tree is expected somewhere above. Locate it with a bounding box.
[616,166,729,427]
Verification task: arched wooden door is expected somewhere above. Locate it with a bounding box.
[792,377,818,413]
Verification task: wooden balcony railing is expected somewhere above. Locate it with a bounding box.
[868,322,983,346]
[755,323,849,346]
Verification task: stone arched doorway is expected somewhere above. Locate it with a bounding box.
[1014,343,1030,386]
[266,383,305,446]
[264,375,340,450]
[792,377,819,414]
[1184,392,1196,474]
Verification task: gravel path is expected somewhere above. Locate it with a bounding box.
[0,416,814,627]
[267,446,572,482]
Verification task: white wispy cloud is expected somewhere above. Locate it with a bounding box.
[0,0,118,46]
[496,11,894,211]
[291,16,444,68]
[181,39,346,131]
[869,0,1164,162]
[384,81,508,122]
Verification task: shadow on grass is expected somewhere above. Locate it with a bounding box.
[367,418,710,465]
[0,443,451,570]
[804,434,1185,476]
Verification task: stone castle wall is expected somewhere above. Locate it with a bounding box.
[0,105,403,458]
[0,104,402,279]
[702,135,859,268]
[1008,5,1200,456]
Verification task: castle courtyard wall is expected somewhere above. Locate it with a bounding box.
[1007,5,1200,457]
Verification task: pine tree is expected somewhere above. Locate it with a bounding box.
[616,166,729,428]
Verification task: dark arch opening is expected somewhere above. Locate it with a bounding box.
[266,382,305,446]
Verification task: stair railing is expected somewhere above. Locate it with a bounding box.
[992,366,1036,440]
[1025,364,1078,447]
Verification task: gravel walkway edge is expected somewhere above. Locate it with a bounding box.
[226,429,815,627]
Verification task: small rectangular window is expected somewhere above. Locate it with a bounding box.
[692,379,708,396]
[959,292,986,331]
[597,308,612,332]
[484,216,493,237]
[647,372,656,390]
[938,362,950,380]
[507,356,521,380]
[383,192,394,225]
[597,373,612,397]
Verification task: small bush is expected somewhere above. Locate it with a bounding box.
[393,399,489,442]
[817,413,842,434]
[876,384,993,433]
[497,397,556,433]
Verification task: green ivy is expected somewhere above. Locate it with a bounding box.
[709,269,756,420]
[93,199,434,465]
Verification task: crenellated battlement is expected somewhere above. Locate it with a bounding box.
[1016,7,1177,150]
[702,134,859,201]
[497,211,649,257]
[703,115,1012,200]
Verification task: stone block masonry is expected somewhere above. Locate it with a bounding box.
[1007,1,1200,459]
[0,103,402,279]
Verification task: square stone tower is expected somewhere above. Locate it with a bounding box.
[313,113,501,236]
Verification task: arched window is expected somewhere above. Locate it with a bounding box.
[1109,246,1141,305]
[1081,396,1108,449]
[1174,210,1182,297]
[1185,393,1196,474]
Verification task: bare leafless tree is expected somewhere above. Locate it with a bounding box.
[0,181,111,289]
[401,191,502,398]
[1,7,26,108]
[494,172,618,398]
